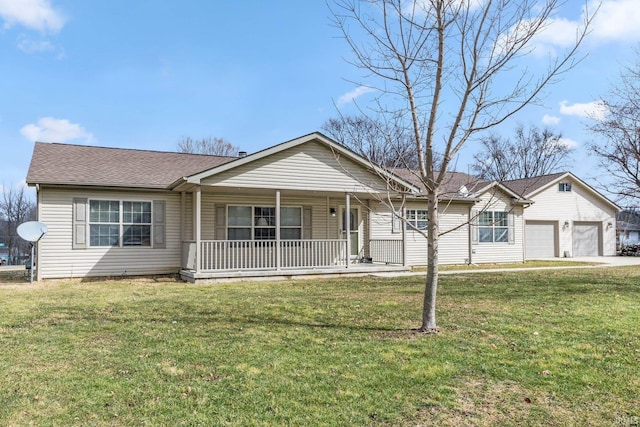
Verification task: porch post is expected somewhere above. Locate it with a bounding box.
[195,186,201,273]
[275,190,281,271]
[180,192,185,243]
[402,194,407,267]
[345,193,350,268]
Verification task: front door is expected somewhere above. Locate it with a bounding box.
[341,207,361,259]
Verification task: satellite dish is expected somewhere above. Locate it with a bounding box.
[458,185,470,197]
[17,221,48,243]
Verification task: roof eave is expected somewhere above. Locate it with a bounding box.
[27,180,169,190]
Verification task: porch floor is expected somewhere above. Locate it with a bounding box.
[180,263,410,284]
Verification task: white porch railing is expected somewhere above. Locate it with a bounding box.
[370,239,404,265]
[182,238,404,272]
[182,239,348,272]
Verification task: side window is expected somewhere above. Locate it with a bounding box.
[89,200,120,247]
[88,200,153,247]
[558,182,572,192]
[406,209,428,231]
[478,211,509,243]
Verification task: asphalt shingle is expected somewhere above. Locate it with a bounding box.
[26,142,236,188]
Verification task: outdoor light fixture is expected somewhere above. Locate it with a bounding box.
[563,221,570,230]
[330,208,336,217]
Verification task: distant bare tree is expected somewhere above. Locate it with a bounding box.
[472,124,573,180]
[589,49,640,202]
[322,115,418,169]
[1,185,36,264]
[178,137,239,157]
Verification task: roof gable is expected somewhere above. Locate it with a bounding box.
[179,132,418,193]
[505,172,620,211]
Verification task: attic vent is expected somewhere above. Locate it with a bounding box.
[458,185,470,197]
[238,151,248,158]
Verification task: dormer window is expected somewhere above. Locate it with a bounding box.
[558,182,572,192]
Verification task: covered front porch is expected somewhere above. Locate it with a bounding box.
[167,133,419,283]
[178,187,409,283]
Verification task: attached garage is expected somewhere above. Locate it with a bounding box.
[525,221,557,259]
[572,222,601,256]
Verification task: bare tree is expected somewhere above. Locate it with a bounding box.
[178,137,239,157]
[331,0,593,331]
[589,49,640,202]
[322,115,419,168]
[1,184,36,264]
[472,124,573,180]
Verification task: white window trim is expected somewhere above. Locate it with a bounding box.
[558,182,572,192]
[478,211,509,244]
[406,209,429,231]
[226,204,303,240]
[88,198,153,248]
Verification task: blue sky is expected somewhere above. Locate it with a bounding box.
[1,0,640,200]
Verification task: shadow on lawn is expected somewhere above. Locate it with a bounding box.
[0,270,30,284]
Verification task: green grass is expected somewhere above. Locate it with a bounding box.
[0,268,639,426]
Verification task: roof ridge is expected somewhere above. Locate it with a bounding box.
[36,141,238,159]
[504,171,567,183]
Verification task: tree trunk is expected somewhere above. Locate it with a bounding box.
[421,192,438,331]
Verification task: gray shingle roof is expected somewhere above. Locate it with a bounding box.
[503,173,566,197]
[26,142,236,189]
[390,169,489,197]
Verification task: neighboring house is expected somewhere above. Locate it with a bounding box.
[617,210,640,247]
[505,173,619,258]
[25,132,616,282]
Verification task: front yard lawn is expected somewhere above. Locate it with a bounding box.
[0,267,638,426]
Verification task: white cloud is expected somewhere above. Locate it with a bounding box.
[17,36,54,53]
[529,17,582,57]
[542,114,561,125]
[337,86,376,106]
[559,100,608,121]
[0,0,66,33]
[557,137,579,150]
[20,117,93,142]
[507,0,640,57]
[589,0,640,43]
[17,35,65,58]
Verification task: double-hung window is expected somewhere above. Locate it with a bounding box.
[89,200,151,247]
[406,209,428,231]
[122,201,152,246]
[227,205,302,240]
[478,211,509,243]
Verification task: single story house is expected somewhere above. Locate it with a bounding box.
[25,132,618,282]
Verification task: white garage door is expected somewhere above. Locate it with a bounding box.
[573,222,600,257]
[526,221,556,259]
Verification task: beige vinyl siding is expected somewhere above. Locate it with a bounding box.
[471,191,525,264]
[525,178,617,256]
[201,141,387,193]
[369,201,471,266]
[198,192,363,242]
[183,192,193,240]
[38,187,182,279]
